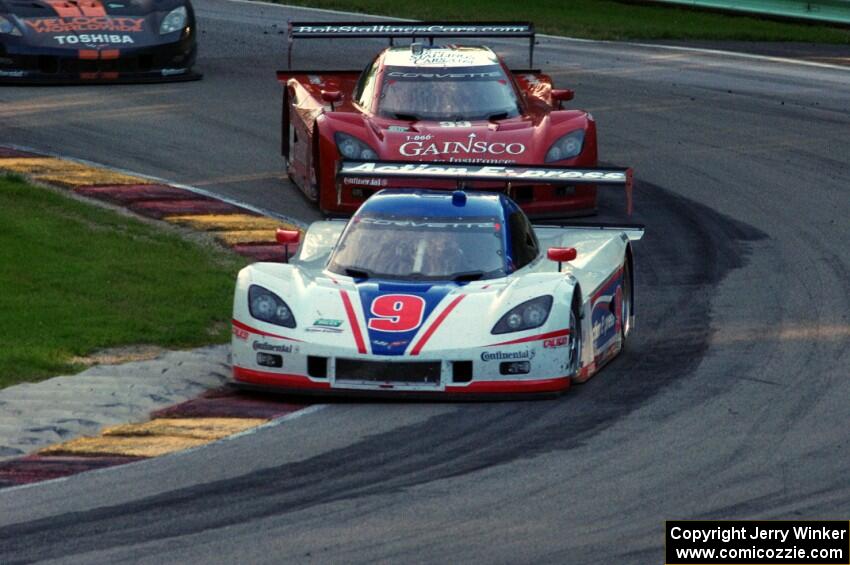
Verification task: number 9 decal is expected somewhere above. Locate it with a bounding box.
[368,294,426,332]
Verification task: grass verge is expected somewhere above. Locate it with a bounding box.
[0,175,244,388]
[277,0,850,43]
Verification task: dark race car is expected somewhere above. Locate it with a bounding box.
[278,22,603,218]
[0,0,199,83]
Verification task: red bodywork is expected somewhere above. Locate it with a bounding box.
[278,51,599,218]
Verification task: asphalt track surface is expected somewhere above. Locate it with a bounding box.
[2,2,850,563]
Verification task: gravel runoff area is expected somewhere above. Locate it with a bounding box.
[0,346,230,460]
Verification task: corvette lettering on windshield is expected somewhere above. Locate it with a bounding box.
[387,71,501,80]
[360,217,497,230]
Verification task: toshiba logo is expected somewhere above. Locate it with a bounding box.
[53,34,134,45]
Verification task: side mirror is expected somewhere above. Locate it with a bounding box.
[321,89,342,110]
[551,89,575,109]
[276,229,301,262]
[547,247,577,270]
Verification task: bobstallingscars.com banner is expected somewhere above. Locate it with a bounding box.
[666,521,849,565]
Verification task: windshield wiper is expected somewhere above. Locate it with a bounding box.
[344,267,372,279]
[486,111,510,121]
[392,112,420,122]
[451,271,485,282]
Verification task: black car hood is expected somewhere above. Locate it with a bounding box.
[1,0,190,50]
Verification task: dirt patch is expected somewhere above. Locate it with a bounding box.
[70,345,168,367]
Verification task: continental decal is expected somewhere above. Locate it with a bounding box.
[24,17,144,33]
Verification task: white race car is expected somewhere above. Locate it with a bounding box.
[231,162,643,397]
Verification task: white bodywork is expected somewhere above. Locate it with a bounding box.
[231,221,642,394]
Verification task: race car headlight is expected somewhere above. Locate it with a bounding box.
[491,296,553,334]
[335,132,378,160]
[545,130,585,163]
[159,6,187,35]
[0,15,22,36]
[248,285,296,328]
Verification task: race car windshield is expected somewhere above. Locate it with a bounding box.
[377,65,520,121]
[328,213,506,281]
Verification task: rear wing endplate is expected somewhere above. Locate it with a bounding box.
[287,21,536,69]
[338,160,635,215]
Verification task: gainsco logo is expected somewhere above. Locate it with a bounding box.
[25,17,144,33]
[544,336,568,348]
[367,294,425,332]
[399,134,525,157]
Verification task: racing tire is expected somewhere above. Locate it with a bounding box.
[619,260,633,348]
[568,298,582,378]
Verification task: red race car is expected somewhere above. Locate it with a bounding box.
[278,22,600,218]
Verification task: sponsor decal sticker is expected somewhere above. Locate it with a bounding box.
[252,341,293,353]
[371,339,410,349]
[53,34,134,45]
[344,177,388,187]
[592,313,616,341]
[307,319,344,333]
[232,325,250,341]
[544,336,568,348]
[409,50,476,66]
[341,161,629,184]
[292,24,532,36]
[399,133,525,158]
[480,350,535,362]
[25,16,144,33]
[161,68,187,77]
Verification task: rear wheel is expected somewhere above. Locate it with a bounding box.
[568,301,582,377]
[619,261,633,345]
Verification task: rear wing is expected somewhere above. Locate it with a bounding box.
[286,21,536,69]
[338,160,635,215]
[534,223,645,241]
